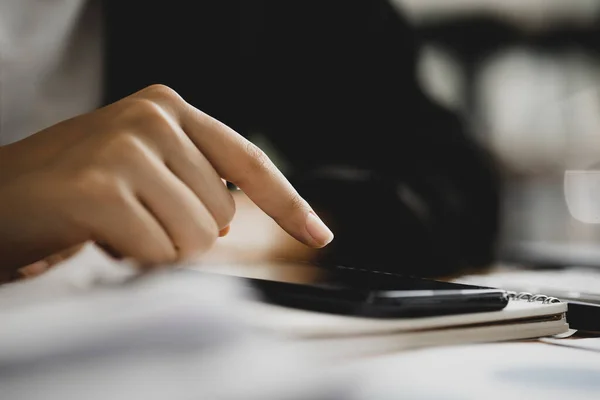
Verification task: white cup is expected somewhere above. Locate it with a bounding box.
[564,170,600,224]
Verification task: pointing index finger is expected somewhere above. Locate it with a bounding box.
[169,94,334,248]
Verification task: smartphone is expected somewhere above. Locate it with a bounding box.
[239,265,509,318]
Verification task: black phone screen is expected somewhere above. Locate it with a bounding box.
[239,264,509,318]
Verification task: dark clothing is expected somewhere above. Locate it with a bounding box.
[102,0,500,277]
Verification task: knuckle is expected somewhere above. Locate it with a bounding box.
[222,193,236,226]
[212,196,236,230]
[178,223,219,260]
[274,194,306,224]
[242,141,272,178]
[120,98,182,145]
[140,84,182,104]
[201,218,220,248]
[202,219,220,248]
[122,98,169,124]
[287,194,306,213]
[132,97,164,115]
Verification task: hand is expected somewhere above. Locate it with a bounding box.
[0,85,333,277]
[202,191,319,265]
[16,244,86,280]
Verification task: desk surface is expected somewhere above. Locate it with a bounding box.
[4,241,600,399]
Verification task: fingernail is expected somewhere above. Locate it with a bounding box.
[219,225,231,237]
[305,212,334,247]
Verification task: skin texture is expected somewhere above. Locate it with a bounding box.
[16,192,320,280]
[0,85,333,282]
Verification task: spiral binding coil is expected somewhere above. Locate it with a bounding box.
[506,291,561,304]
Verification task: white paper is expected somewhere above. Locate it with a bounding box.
[346,342,600,400]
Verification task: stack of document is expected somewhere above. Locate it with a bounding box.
[239,293,568,359]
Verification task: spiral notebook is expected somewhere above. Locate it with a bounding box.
[195,263,569,358]
[236,291,566,358]
[455,268,600,331]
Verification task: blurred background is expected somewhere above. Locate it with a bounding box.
[392,0,600,267]
[2,3,600,398]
